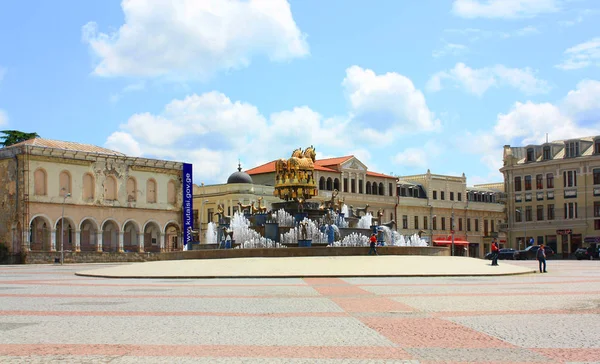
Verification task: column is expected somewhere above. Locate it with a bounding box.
[160,233,166,252]
[50,229,57,251]
[118,232,124,252]
[22,230,30,252]
[138,233,144,253]
[75,230,81,252]
[97,230,103,252]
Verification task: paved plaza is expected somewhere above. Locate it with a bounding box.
[0,259,599,363]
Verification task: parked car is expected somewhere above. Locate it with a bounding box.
[485,248,517,260]
[513,245,555,260]
[574,248,598,260]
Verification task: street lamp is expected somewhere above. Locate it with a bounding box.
[516,208,525,250]
[199,199,209,244]
[60,192,71,265]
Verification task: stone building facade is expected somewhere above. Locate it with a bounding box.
[0,138,184,257]
[397,171,506,258]
[501,136,600,257]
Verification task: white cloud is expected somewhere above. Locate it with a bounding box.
[392,148,429,169]
[110,81,146,103]
[0,109,8,127]
[432,42,468,58]
[556,37,600,70]
[562,79,600,116]
[343,65,440,133]
[83,0,309,80]
[558,8,595,27]
[427,62,550,96]
[105,131,142,156]
[452,0,560,19]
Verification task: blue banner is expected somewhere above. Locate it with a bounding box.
[182,163,193,246]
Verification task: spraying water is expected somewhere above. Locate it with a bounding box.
[205,222,217,244]
[357,213,373,229]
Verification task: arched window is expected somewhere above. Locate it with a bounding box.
[326,178,333,191]
[319,177,325,190]
[105,176,117,200]
[147,179,157,203]
[34,168,47,196]
[127,177,137,202]
[59,170,71,196]
[333,178,340,191]
[366,182,372,194]
[167,180,176,204]
[82,173,95,200]
[378,183,384,196]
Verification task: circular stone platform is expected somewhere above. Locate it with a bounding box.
[75,256,535,279]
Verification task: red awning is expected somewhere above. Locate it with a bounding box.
[433,240,470,246]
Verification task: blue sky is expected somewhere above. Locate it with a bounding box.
[1,0,599,185]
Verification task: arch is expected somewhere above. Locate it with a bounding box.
[143,219,161,232]
[366,181,372,194]
[123,219,141,252]
[127,177,137,202]
[101,219,120,252]
[143,220,162,252]
[326,177,333,191]
[54,217,76,253]
[82,173,95,200]
[167,180,177,204]
[79,217,99,252]
[333,178,340,191]
[164,220,181,251]
[29,214,52,251]
[319,177,325,190]
[59,170,72,196]
[104,175,117,200]
[34,168,47,196]
[378,182,384,196]
[147,178,157,203]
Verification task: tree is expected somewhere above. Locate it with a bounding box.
[0,130,40,147]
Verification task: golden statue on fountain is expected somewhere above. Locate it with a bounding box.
[274,146,318,201]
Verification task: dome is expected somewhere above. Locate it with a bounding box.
[227,163,253,184]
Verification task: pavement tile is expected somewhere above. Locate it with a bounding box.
[405,347,552,362]
[331,297,416,313]
[359,317,513,348]
[533,348,600,362]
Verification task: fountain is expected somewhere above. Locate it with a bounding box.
[205,222,218,244]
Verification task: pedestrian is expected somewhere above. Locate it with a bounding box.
[491,239,499,266]
[368,233,378,255]
[537,244,547,273]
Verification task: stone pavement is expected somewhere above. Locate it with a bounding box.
[75,256,535,278]
[0,259,598,363]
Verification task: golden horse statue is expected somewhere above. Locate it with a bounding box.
[256,197,268,213]
[237,201,252,213]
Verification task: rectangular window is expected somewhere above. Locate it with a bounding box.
[475,219,479,232]
[467,218,471,231]
[441,217,446,231]
[458,192,462,201]
[526,148,534,162]
[389,183,393,196]
[491,220,494,232]
[351,179,356,193]
[433,191,437,200]
[358,180,363,194]
[537,205,544,221]
[595,220,600,230]
[536,174,543,189]
[459,218,463,231]
[516,209,522,222]
[594,169,600,185]
[423,216,428,231]
[484,219,488,236]
[543,147,551,160]
[596,140,600,154]
[441,191,445,200]
[514,177,522,192]
[450,192,454,201]
[524,175,532,190]
[207,208,214,224]
[565,141,580,158]
[402,215,408,229]
[546,173,554,188]
[433,216,437,230]
[594,201,600,217]
[563,170,577,187]
[547,204,555,220]
[343,178,348,193]
[564,202,578,219]
[414,216,419,230]
[526,206,532,222]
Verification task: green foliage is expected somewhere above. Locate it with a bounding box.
[0,130,40,147]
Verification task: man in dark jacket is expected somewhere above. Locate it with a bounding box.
[537,244,547,273]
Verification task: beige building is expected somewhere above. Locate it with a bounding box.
[0,138,185,257]
[501,136,600,257]
[397,171,506,257]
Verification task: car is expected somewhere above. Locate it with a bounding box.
[513,245,555,260]
[574,247,598,260]
[485,248,517,260]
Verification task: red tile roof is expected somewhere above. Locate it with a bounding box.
[245,160,337,174]
[8,138,125,156]
[366,171,397,179]
[314,155,353,166]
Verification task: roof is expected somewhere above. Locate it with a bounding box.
[366,171,397,179]
[314,156,353,167]
[245,156,395,178]
[246,160,338,175]
[8,138,125,156]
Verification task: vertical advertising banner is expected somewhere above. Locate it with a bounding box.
[182,163,193,246]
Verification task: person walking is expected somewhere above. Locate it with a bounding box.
[368,233,378,255]
[537,244,547,273]
[491,239,499,266]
